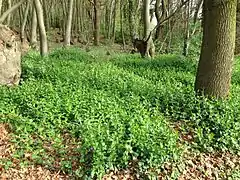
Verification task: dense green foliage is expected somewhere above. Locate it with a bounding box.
[0,49,180,178]
[113,55,240,152]
[1,48,240,178]
[229,169,240,179]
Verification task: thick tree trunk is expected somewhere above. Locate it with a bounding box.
[34,0,48,56]
[195,0,237,98]
[64,0,74,46]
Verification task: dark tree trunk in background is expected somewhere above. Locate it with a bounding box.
[93,0,100,45]
[235,0,240,54]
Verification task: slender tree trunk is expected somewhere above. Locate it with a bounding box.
[183,0,203,55]
[72,1,77,34]
[193,0,203,24]
[112,0,118,42]
[18,6,22,28]
[155,0,161,39]
[30,4,37,48]
[0,0,2,16]
[166,19,175,53]
[7,0,11,25]
[60,0,67,39]
[128,0,136,38]
[42,0,49,31]
[76,0,82,33]
[143,0,150,37]
[155,0,167,40]
[64,0,74,46]
[143,0,155,58]
[79,0,84,33]
[235,0,240,54]
[93,0,100,45]
[195,0,237,98]
[120,0,125,48]
[20,0,30,42]
[34,0,48,56]
[107,0,114,39]
[104,1,109,38]
[182,0,190,56]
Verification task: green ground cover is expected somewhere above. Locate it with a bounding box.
[1,48,240,179]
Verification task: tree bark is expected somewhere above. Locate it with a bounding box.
[143,0,155,58]
[34,0,48,56]
[7,0,12,25]
[0,0,2,15]
[182,0,190,56]
[60,0,67,39]
[144,0,150,37]
[42,0,49,32]
[195,0,237,98]
[128,0,137,39]
[120,0,125,48]
[20,0,30,42]
[64,0,74,46]
[93,0,100,45]
[112,0,118,42]
[30,4,37,48]
[155,0,167,40]
[235,0,240,54]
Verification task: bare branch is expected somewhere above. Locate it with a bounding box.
[0,0,26,24]
[152,0,190,32]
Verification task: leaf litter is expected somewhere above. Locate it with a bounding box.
[1,122,240,179]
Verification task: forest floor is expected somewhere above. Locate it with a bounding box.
[2,121,240,180]
[1,46,240,179]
